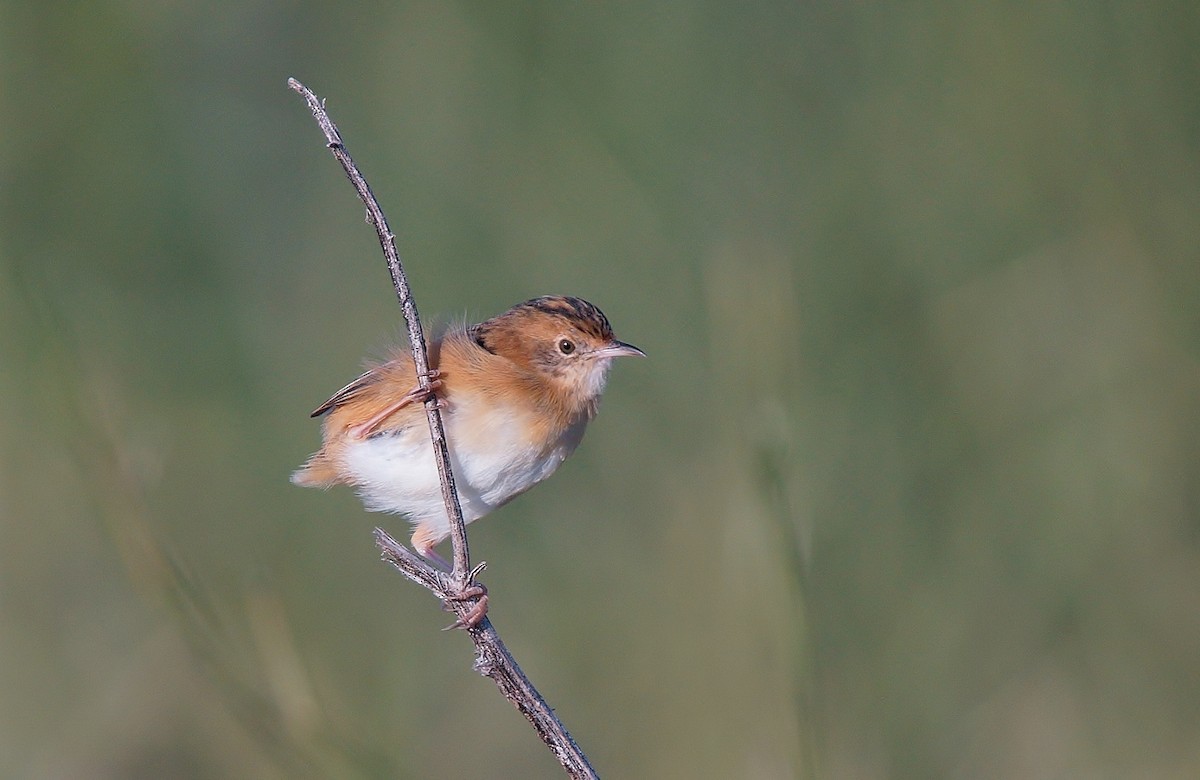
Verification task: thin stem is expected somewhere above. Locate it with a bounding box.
[286,78,472,586]
[288,78,598,779]
[376,530,598,779]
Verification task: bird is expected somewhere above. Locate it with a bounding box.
[292,295,643,567]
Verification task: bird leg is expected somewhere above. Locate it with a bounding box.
[414,546,449,572]
[348,370,443,438]
[412,534,488,629]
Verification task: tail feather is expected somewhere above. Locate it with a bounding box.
[291,453,343,488]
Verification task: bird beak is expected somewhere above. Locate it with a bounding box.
[595,340,646,359]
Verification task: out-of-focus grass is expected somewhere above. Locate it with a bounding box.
[3,2,1200,778]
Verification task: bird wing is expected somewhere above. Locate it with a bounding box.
[309,367,381,417]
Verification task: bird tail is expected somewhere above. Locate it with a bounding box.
[291,452,342,488]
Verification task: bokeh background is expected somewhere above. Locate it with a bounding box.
[3,2,1200,778]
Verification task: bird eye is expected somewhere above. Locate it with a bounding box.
[557,338,575,355]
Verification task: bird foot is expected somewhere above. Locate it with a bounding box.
[442,562,489,630]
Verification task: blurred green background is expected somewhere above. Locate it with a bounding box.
[3,2,1200,778]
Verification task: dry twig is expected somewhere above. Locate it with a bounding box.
[287,78,598,779]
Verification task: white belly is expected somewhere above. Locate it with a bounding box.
[340,400,586,540]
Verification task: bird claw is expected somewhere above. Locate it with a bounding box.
[441,587,488,630]
[415,369,444,399]
[441,562,489,630]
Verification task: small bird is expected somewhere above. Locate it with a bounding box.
[293,296,643,566]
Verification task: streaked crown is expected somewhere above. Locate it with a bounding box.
[469,296,641,410]
[472,296,616,355]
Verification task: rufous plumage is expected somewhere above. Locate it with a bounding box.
[293,296,643,565]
